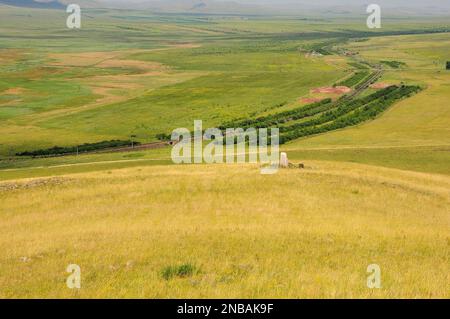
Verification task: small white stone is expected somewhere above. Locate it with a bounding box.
[280,152,289,168]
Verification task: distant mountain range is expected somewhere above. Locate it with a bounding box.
[0,0,102,9]
[0,0,264,14]
[0,0,64,9]
[100,0,263,14]
[1,0,449,16]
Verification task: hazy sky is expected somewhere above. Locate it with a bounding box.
[100,0,450,6]
[93,0,450,14]
[237,0,449,4]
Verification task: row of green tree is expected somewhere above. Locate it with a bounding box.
[212,85,419,145]
[347,62,370,70]
[155,84,420,147]
[17,140,140,157]
[219,98,333,130]
[336,71,370,87]
[278,85,400,133]
[279,85,421,144]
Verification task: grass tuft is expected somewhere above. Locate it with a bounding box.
[161,263,198,281]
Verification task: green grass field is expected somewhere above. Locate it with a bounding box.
[0,6,449,299]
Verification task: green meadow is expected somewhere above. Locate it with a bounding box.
[1,7,448,160]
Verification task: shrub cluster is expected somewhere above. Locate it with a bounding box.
[161,263,198,281]
[156,133,171,141]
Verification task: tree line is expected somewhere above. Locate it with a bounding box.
[17,140,140,157]
[336,71,370,87]
[279,85,421,144]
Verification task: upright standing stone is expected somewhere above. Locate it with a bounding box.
[280,152,289,168]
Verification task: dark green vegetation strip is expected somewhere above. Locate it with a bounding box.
[279,85,422,143]
[348,62,370,70]
[219,98,333,130]
[380,60,407,69]
[336,71,370,88]
[280,86,400,133]
[16,140,140,157]
[208,85,420,145]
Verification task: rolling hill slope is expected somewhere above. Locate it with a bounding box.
[0,162,449,298]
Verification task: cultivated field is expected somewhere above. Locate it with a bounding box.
[0,6,449,298]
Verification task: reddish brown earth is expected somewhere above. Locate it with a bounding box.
[300,97,326,103]
[370,82,391,89]
[311,86,352,94]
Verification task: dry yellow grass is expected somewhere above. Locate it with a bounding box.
[0,161,448,298]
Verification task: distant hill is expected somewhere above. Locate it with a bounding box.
[0,0,101,9]
[96,0,266,14]
[0,0,263,14]
[99,0,450,16]
[0,0,65,9]
[2,0,448,15]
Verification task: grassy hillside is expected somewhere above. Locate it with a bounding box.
[0,163,448,298]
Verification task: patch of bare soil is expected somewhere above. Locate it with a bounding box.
[0,87,29,107]
[32,52,170,120]
[27,44,200,122]
[311,86,352,94]
[169,43,202,49]
[2,87,27,95]
[47,43,200,67]
[48,52,120,67]
[0,49,23,63]
[370,82,392,89]
[300,97,326,103]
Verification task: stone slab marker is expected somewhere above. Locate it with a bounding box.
[280,152,289,168]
